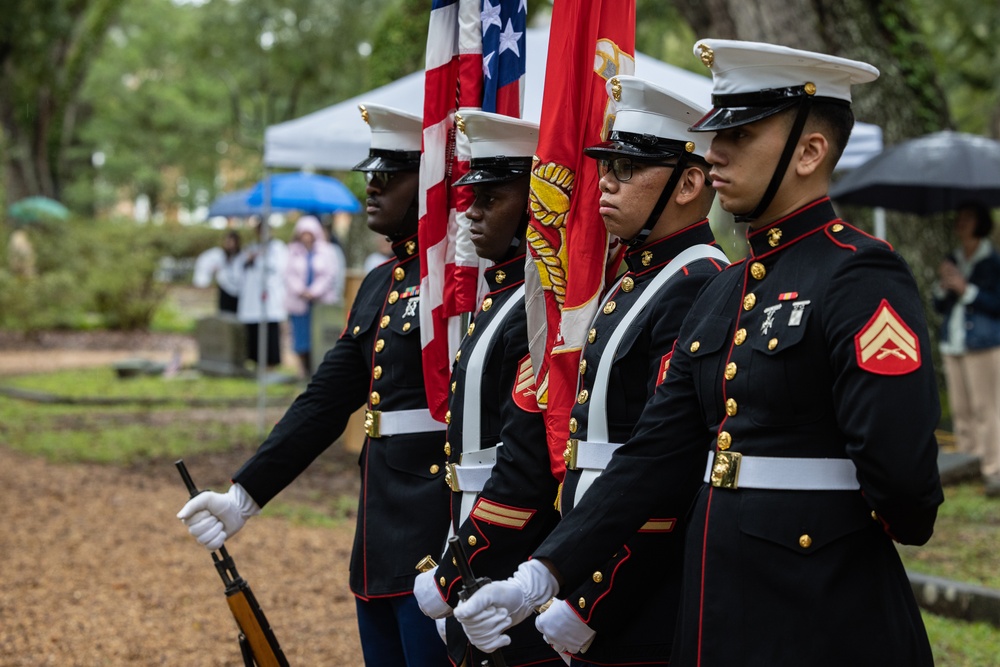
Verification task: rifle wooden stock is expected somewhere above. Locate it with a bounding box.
[176,459,290,667]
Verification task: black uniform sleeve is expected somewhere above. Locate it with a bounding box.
[232,274,379,506]
[824,245,944,545]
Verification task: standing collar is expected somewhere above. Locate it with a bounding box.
[391,234,419,262]
[485,253,526,293]
[624,219,715,275]
[746,197,838,258]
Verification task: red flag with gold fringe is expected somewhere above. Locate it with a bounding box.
[525,0,634,480]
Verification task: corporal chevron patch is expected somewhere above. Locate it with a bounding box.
[657,351,673,386]
[854,299,920,375]
[512,354,542,413]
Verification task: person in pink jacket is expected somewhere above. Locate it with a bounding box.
[284,215,341,376]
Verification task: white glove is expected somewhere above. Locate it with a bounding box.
[435,617,448,644]
[176,483,261,550]
[536,598,596,655]
[414,567,453,619]
[453,559,558,653]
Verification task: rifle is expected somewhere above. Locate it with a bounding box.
[448,536,507,667]
[176,459,290,667]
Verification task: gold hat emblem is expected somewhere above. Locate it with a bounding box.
[804,82,817,96]
[685,141,695,153]
[359,104,369,124]
[698,43,714,69]
[610,77,622,102]
[455,112,466,135]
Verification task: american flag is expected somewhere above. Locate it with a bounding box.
[525,0,634,479]
[419,0,527,422]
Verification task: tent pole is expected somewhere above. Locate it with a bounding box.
[258,168,271,437]
[874,207,886,241]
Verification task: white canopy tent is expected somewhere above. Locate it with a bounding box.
[264,27,882,173]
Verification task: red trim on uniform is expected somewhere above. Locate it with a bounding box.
[580,544,632,623]
[697,487,715,667]
[825,220,894,252]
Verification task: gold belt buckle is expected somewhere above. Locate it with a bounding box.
[364,409,381,438]
[444,462,461,492]
[563,439,579,470]
[710,451,742,489]
[414,555,438,573]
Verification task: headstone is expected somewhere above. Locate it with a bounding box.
[195,313,250,377]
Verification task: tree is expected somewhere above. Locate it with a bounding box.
[0,0,127,203]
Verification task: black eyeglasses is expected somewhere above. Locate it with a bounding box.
[596,157,675,182]
[365,171,397,185]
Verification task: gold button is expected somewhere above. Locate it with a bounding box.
[725,398,738,416]
[405,240,416,256]
[621,276,635,292]
[641,251,652,267]
[592,571,603,583]
[375,339,385,352]
[690,340,701,353]
[380,315,390,329]
[444,443,451,456]
[440,576,446,586]
[603,301,616,315]
[568,417,578,434]
[743,293,756,311]
[579,359,587,375]
[768,338,778,350]
[451,381,457,393]
[370,391,381,406]
[467,322,475,336]
[768,228,782,247]
[455,350,462,363]
[373,365,383,380]
[388,291,399,304]
[482,297,493,312]
[577,389,589,404]
[402,322,411,332]
[717,431,732,450]
[871,510,879,521]
[734,328,747,345]
[750,262,766,280]
[467,535,477,546]
[430,464,440,474]
[495,270,506,284]
[588,328,597,344]
[804,81,817,96]
[832,223,844,233]
[578,597,586,609]
[725,362,737,380]
[352,325,360,335]
[445,410,451,424]
[799,534,812,549]
[393,267,405,281]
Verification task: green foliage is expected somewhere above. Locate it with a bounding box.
[368,0,429,88]
[922,612,1000,667]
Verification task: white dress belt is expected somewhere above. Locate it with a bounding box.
[453,444,502,493]
[574,440,623,471]
[371,408,446,436]
[703,451,860,491]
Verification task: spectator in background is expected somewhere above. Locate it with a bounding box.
[933,201,1000,497]
[192,230,242,313]
[236,220,288,369]
[363,235,394,274]
[284,215,340,377]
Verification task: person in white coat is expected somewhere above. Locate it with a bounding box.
[236,221,288,368]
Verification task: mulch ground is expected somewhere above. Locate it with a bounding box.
[0,331,367,666]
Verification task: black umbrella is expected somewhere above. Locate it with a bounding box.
[830,130,1000,215]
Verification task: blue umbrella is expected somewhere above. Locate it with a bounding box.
[8,196,70,223]
[206,187,292,218]
[246,172,361,213]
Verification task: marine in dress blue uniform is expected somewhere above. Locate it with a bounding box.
[410,111,564,667]
[453,41,944,667]
[180,104,451,667]
[540,76,727,666]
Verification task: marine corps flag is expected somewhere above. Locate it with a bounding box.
[419,0,527,421]
[525,0,634,479]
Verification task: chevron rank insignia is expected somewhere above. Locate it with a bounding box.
[512,354,542,413]
[854,299,920,375]
[657,351,673,386]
